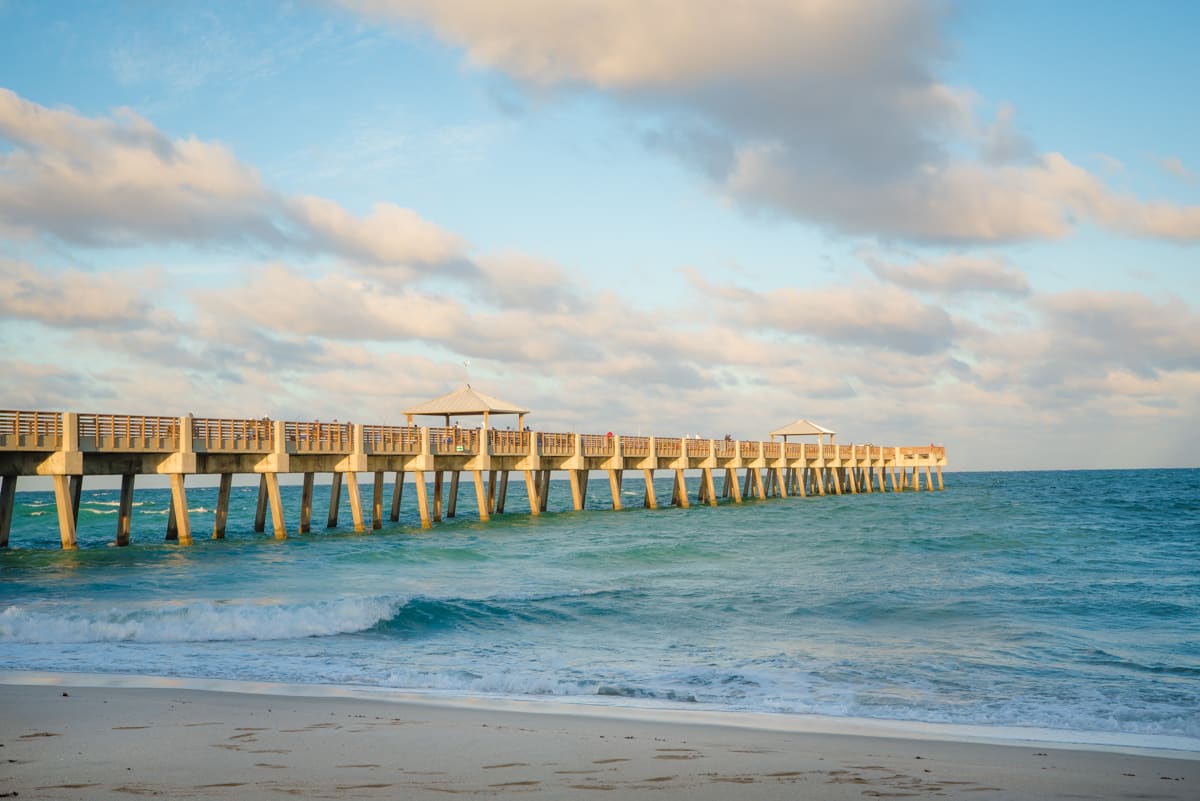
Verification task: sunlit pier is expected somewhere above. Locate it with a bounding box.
[0,403,946,550]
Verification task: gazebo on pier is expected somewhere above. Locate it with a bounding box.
[403,384,529,430]
[769,418,836,445]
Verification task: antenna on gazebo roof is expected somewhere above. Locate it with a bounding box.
[463,359,471,386]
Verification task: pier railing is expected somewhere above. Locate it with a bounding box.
[430,427,478,455]
[363,425,420,455]
[622,436,649,457]
[0,410,63,449]
[0,407,947,468]
[581,434,615,457]
[538,432,574,456]
[194,417,272,452]
[656,437,682,457]
[79,413,179,452]
[285,421,351,453]
[488,429,529,455]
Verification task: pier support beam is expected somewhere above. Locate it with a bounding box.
[344,472,366,532]
[213,473,232,539]
[729,469,743,504]
[756,468,768,500]
[327,472,343,527]
[447,471,460,518]
[487,471,498,514]
[936,465,944,490]
[523,470,540,516]
[672,469,690,508]
[265,473,287,539]
[413,470,432,528]
[432,472,444,522]
[539,470,551,512]
[298,472,314,533]
[116,473,135,546]
[742,469,753,500]
[774,467,788,499]
[169,473,192,545]
[608,469,623,511]
[473,471,489,522]
[69,475,82,529]
[0,474,16,548]
[254,475,268,533]
[721,469,730,498]
[643,469,657,509]
[497,471,509,513]
[569,470,584,511]
[52,474,77,550]
[703,468,718,507]
[390,472,404,521]
[372,470,385,530]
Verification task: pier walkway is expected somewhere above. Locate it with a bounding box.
[0,410,946,549]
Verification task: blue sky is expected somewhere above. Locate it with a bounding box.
[1,1,1198,470]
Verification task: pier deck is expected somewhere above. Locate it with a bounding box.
[0,410,946,549]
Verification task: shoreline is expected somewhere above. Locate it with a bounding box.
[1,676,1194,800]
[4,669,1198,759]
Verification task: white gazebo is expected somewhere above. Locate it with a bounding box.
[403,384,529,430]
[769,418,836,445]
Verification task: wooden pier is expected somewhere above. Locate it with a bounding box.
[0,409,946,549]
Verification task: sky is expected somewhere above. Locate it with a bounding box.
[1,0,1198,471]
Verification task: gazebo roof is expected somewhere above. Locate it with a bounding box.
[769,418,836,437]
[403,384,529,417]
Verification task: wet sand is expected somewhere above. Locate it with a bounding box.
[0,680,1194,800]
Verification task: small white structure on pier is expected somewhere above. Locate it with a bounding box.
[403,384,529,430]
[769,418,836,445]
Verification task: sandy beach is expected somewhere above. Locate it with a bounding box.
[0,677,1194,800]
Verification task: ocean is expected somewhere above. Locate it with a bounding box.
[2,469,1198,750]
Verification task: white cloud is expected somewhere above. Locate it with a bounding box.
[0,87,467,270]
[340,1,1200,245]
[865,253,1030,297]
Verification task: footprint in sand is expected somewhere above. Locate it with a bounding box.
[19,731,62,739]
[483,762,530,769]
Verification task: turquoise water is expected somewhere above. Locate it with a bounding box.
[2,469,1198,747]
